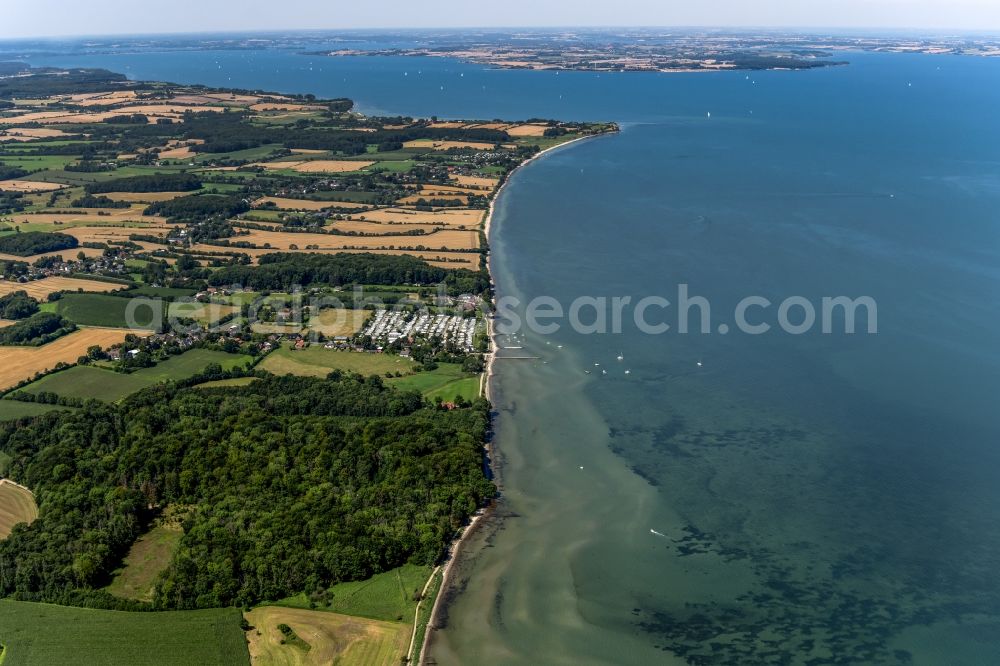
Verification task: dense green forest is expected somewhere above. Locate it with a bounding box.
[85,173,202,194]
[0,291,40,320]
[0,374,493,609]
[0,166,29,181]
[144,194,249,222]
[70,194,132,209]
[181,110,509,154]
[0,67,129,97]
[0,231,79,257]
[0,312,76,346]
[209,252,488,294]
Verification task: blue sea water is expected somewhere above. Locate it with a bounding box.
[12,43,1000,664]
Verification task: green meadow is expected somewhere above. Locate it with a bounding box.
[273,563,431,623]
[16,349,253,402]
[0,600,249,666]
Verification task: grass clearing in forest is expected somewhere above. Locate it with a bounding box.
[105,511,185,602]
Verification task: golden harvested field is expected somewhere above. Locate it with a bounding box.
[0,480,38,540]
[0,277,124,299]
[104,191,194,203]
[402,139,497,151]
[172,92,266,105]
[450,174,500,190]
[307,308,369,337]
[397,193,469,205]
[0,127,71,139]
[245,606,410,666]
[427,121,466,129]
[466,122,512,131]
[409,184,483,195]
[0,327,137,391]
[252,160,375,173]
[0,319,14,329]
[330,220,429,235]
[62,225,168,244]
[0,180,65,193]
[505,123,552,136]
[158,145,195,159]
[0,246,105,263]
[68,90,138,105]
[351,207,484,228]
[231,227,480,251]
[254,197,369,211]
[0,104,227,125]
[7,208,164,226]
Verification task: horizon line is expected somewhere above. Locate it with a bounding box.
[3,25,1000,42]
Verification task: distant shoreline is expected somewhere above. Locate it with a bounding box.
[418,127,616,664]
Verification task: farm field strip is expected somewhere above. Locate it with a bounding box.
[245,606,409,666]
[0,276,126,299]
[0,327,138,391]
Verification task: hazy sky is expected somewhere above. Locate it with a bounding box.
[4,0,1000,39]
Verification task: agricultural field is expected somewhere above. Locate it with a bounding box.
[0,246,105,263]
[0,601,250,666]
[0,180,65,193]
[275,564,431,622]
[49,292,163,328]
[0,480,38,539]
[258,346,416,378]
[224,226,480,252]
[189,244,480,270]
[402,139,498,151]
[194,377,259,389]
[306,308,369,337]
[0,276,125,300]
[0,67,610,657]
[0,400,76,422]
[0,327,136,391]
[103,190,197,203]
[168,301,239,325]
[16,349,253,402]
[245,606,409,666]
[254,196,370,211]
[251,159,374,173]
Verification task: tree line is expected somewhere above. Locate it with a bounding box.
[209,252,488,295]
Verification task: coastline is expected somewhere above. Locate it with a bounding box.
[418,128,616,664]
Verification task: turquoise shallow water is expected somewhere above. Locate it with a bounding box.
[12,43,1000,664]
